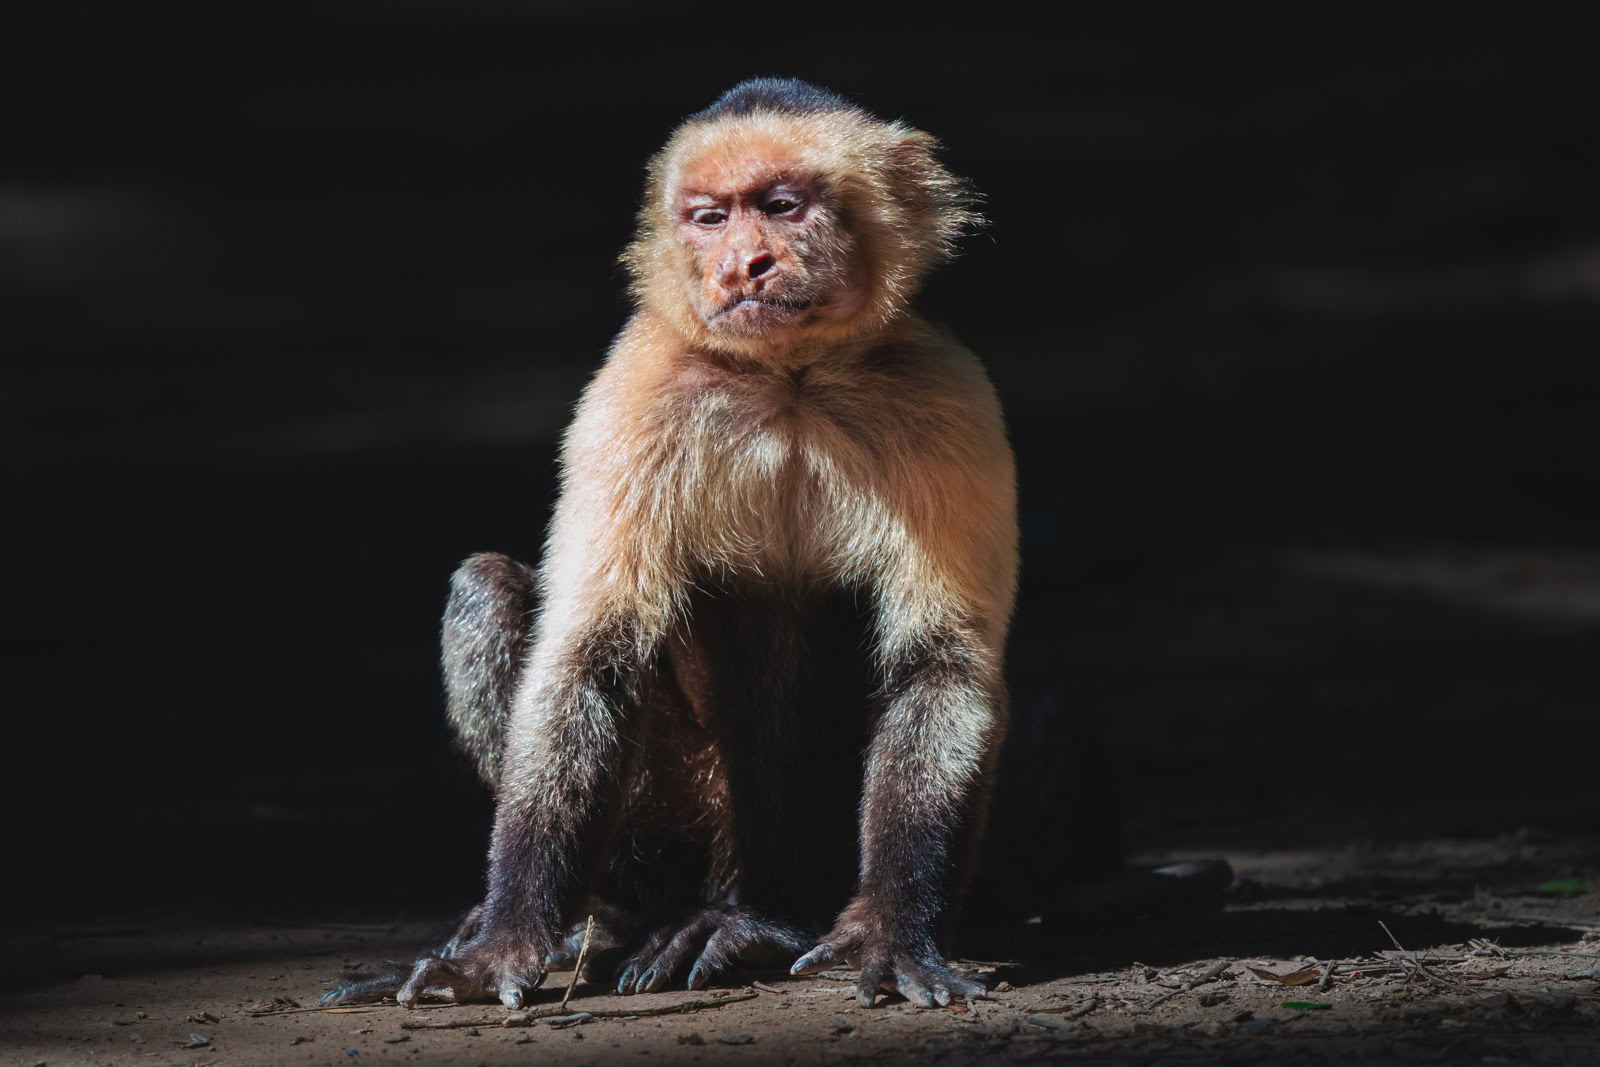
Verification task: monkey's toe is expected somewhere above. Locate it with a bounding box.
[858,957,985,1009]
[616,905,809,995]
[395,956,477,1008]
[319,962,412,1007]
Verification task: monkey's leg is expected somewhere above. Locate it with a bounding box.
[441,551,540,788]
[394,616,648,1009]
[794,634,1001,1008]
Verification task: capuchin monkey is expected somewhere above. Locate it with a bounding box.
[324,78,1015,1011]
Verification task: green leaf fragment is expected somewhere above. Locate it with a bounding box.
[1281,1001,1332,1011]
[1537,877,1590,895]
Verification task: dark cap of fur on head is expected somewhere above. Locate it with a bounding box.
[690,78,860,122]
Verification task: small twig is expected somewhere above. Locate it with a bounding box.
[1379,921,1461,990]
[1137,990,1178,1012]
[1065,994,1099,1020]
[1131,960,1231,1013]
[561,914,595,1011]
[1318,962,1335,991]
[1183,960,1231,991]
[246,1005,394,1017]
[400,991,760,1031]
[1379,920,1433,982]
[750,981,787,995]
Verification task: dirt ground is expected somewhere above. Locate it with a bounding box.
[7,828,1600,1066]
[7,547,1600,1067]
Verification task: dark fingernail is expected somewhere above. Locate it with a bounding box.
[687,964,705,990]
[639,968,658,992]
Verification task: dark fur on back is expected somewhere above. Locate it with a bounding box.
[689,77,859,122]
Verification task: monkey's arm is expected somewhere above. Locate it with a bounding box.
[794,348,1019,1007]
[792,621,1006,1007]
[397,371,678,1008]
[394,609,647,1008]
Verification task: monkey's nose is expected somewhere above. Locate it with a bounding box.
[746,253,775,280]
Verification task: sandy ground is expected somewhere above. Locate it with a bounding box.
[8,829,1600,1067]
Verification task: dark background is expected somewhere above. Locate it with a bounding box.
[5,2,1597,930]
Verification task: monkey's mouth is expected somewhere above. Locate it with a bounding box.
[711,295,813,321]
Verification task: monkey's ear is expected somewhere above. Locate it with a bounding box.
[881,131,979,255]
[885,134,940,213]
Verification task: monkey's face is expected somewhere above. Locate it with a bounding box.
[672,150,862,341]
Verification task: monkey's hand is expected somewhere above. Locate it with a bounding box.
[393,923,552,1009]
[791,903,986,1008]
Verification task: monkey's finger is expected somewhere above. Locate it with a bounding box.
[856,963,887,1008]
[646,914,719,987]
[791,942,849,975]
[499,959,549,1010]
[686,926,742,991]
[896,975,937,1009]
[319,966,407,1007]
[940,970,988,1001]
[396,957,467,1009]
[905,964,985,1005]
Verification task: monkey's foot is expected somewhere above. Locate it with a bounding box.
[792,914,985,1008]
[615,905,809,995]
[391,927,552,1009]
[320,906,551,1010]
[319,904,486,1007]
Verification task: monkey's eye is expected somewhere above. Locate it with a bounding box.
[762,198,799,216]
[690,208,726,226]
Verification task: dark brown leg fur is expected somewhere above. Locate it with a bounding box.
[323,554,648,1006]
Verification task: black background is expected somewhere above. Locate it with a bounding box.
[5,3,1598,930]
